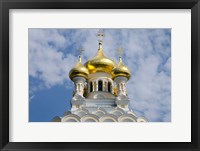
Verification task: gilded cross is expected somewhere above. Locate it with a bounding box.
[78,47,84,56]
[97,29,104,42]
[118,47,124,57]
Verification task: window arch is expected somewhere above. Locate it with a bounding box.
[121,83,124,91]
[90,82,93,92]
[108,82,111,93]
[98,80,103,91]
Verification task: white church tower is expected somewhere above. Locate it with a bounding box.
[53,30,147,122]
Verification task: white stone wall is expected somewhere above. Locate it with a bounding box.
[72,77,86,97]
[114,76,128,96]
[58,107,148,122]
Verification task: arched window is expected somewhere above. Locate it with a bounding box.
[98,80,103,91]
[108,82,111,93]
[90,82,93,92]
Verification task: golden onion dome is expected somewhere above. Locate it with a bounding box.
[84,43,117,74]
[69,56,89,80]
[112,57,131,80]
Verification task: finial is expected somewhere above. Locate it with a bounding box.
[119,56,122,63]
[97,29,104,50]
[78,55,82,63]
[117,47,124,62]
[77,47,84,63]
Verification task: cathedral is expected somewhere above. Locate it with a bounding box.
[53,31,147,122]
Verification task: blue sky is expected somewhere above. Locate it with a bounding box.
[29,28,171,122]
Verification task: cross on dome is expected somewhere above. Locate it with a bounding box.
[117,47,124,58]
[97,29,104,42]
[77,47,84,63]
[78,47,84,56]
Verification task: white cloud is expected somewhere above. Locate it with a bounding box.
[29,95,35,102]
[29,28,171,122]
[29,29,77,89]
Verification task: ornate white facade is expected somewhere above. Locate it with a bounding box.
[53,31,147,122]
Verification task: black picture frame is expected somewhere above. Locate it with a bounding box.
[0,0,199,151]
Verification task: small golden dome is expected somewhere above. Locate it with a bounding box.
[112,57,131,80]
[84,46,116,74]
[69,56,89,80]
